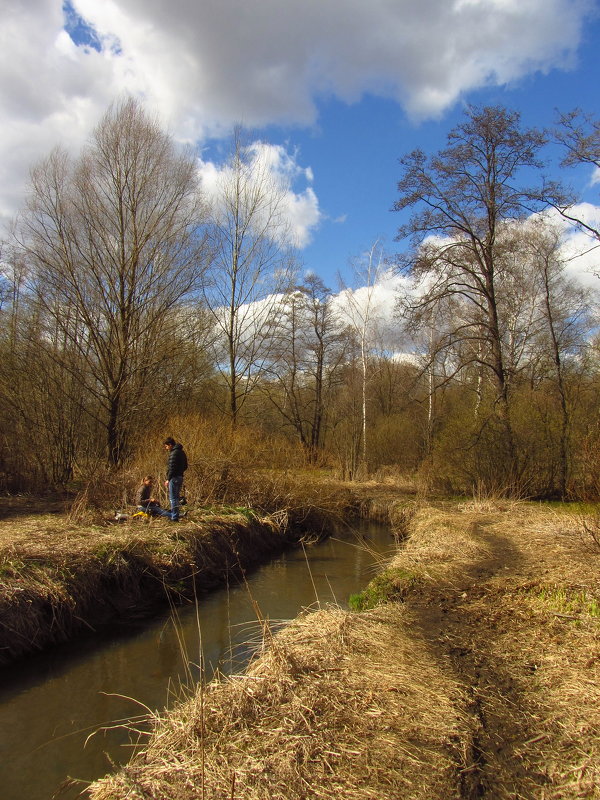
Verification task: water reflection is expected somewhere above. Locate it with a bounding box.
[0,521,394,800]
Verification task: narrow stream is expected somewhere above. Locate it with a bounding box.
[0,520,395,800]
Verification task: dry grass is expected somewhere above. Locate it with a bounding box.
[126,419,363,520]
[463,581,600,798]
[5,488,599,798]
[0,507,298,665]
[89,605,473,800]
[87,500,600,800]
[0,474,384,666]
[399,507,493,576]
[0,474,398,666]
[387,503,600,798]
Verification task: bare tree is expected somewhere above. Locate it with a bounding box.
[14,98,209,466]
[265,275,346,463]
[547,109,600,243]
[393,104,546,482]
[521,221,594,497]
[338,240,387,475]
[203,128,296,425]
[408,298,462,451]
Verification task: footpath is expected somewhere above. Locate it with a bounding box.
[88,500,600,800]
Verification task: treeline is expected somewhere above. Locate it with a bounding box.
[1,99,600,500]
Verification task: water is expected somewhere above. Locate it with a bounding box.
[0,521,395,800]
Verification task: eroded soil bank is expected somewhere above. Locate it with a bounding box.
[88,500,600,800]
[0,490,375,667]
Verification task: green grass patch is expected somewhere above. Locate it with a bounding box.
[0,558,26,578]
[203,505,258,520]
[535,500,600,515]
[523,584,600,618]
[349,567,421,611]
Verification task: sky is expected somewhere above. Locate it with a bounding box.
[2,0,600,294]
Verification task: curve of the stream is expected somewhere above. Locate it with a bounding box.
[0,520,394,800]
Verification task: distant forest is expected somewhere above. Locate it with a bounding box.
[2,98,600,500]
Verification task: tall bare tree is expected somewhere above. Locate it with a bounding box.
[394,104,546,483]
[547,109,600,243]
[14,98,209,466]
[338,240,387,475]
[265,275,346,463]
[521,221,593,497]
[203,128,296,425]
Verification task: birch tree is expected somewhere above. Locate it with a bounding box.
[522,221,593,497]
[338,240,387,475]
[203,129,296,425]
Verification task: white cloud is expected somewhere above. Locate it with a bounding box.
[281,186,321,249]
[334,268,412,327]
[0,0,593,224]
[530,204,600,286]
[246,143,321,247]
[198,142,321,249]
[554,204,600,286]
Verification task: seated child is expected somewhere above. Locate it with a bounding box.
[135,475,168,517]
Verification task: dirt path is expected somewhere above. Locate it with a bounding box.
[409,525,543,798]
[400,508,600,799]
[87,502,600,800]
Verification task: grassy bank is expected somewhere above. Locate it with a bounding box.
[0,478,375,667]
[88,499,600,799]
[0,511,288,667]
[0,474,416,667]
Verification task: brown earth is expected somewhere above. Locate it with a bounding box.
[87,500,600,800]
[0,497,335,666]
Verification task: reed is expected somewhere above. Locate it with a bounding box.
[86,501,600,800]
[0,509,318,666]
[88,605,472,800]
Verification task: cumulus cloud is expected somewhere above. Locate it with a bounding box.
[335,269,409,324]
[198,141,321,248]
[340,207,600,330]
[67,0,591,125]
[551,203,600,286]
[0,0,593,224]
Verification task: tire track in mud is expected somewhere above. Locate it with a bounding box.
[408,524,549,800]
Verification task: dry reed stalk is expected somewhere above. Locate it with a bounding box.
[0,511,302,665]
[88,605,473,800]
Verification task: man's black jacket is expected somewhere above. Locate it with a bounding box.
[166,443,188,480]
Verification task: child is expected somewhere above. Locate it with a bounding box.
[134,475,168,517]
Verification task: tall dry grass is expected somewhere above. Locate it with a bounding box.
[0,507,315,666]
[362,503,600,798]
[89,416,330,516]
[88,605,473,800]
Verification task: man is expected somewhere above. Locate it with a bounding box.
[163,437,188,521]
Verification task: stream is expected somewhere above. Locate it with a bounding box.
[0,520,395,800]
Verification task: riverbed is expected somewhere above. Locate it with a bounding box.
[0,520,395,800]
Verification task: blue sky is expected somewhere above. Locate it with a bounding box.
[293,22,600,287]
[1,0,599,291]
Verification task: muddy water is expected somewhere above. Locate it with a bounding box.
[0,521,395,800]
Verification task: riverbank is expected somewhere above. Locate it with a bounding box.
[88,500,600,800]
[0,481,388,667]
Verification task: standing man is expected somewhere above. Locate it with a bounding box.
[163,437,188,521]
